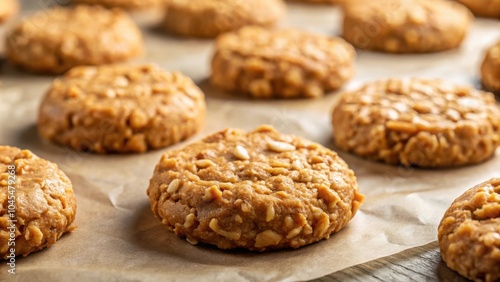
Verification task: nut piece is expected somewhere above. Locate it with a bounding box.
[255,230,283,248]
[209,218,241,240]
[184,213,196,228]
[267,140,296,152]
[167,179,181,194]
[234,145,250,160]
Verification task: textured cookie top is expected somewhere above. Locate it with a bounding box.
[216,26,355,70]
[49,64,203,101]
[343,0,471,29]
[336,78,500,132]
[148,125,363,251]
[6,5,143,73]
[0,146,76,258]
[74,0,163,9]
[39,64,206,153]
[332,78,500,167]
[10,5,140,41]
[342,0,472,53]
[438,178,500,281]
[0,0,18,23]
[168,0,285,21]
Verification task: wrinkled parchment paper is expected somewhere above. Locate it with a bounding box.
[1,2,499,281]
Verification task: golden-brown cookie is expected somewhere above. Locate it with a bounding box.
[147,125,364,251]
[38,64,206,154]
[0,0,18,24]
[162,0,285,38]
[342,0,473,53]
[481,41,500,93]
[211,26,356,99]
[457,0,500,18]
[0,146,76,259]
[438,178,500,282]
[6,5,143,74]
[289,0,344,4]
[331,78,500,168]
[73,0,163,10]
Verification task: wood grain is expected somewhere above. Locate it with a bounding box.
[319,241,470,282]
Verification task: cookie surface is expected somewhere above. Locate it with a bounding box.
[73,0,163,9]
[0,0,18,23]
[290,0,344,4]
[162,0,285,38]
[481,41,500,93]
[38,64,206,154]
[0,146,76,259]
[147,125,364,251]
[438,178,500,282]
[457,0,500,18]
[6,5,143,74]
[332,78,500,168]
[211,26,356,99]
[342,0,472,53]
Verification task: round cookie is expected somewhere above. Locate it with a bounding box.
[0,0,18,24]
[147,125,364,251]
[38,64,206,154]
[342,0,472,53]
[481,41,500,93]
[73,0,163,10]
[211,26,356,99]
[162,0,285,38]
[438,178,500,282]
[457,0,500,18]
[331,78,500,168]
[290,0,344,4]
[6,5,143,74]
[0,146,77,259]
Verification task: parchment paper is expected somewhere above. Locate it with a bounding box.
[1,2,500,282]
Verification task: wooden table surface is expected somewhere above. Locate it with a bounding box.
[319,241,469,282]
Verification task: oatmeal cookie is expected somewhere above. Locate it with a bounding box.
[331,78,500,168]
[73,0,164,10]
[342,0,472,53]
[438,178,500,282]
[6,5,143,74]
[457,0,500,18]
[481,41,500,93]
[211,26,356,99]
[290,0,344,4]
[0,0,18,24]
[38,64,206,154]
[147,125,364,251]
[162,0,285,38]
[0,146,76,259]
